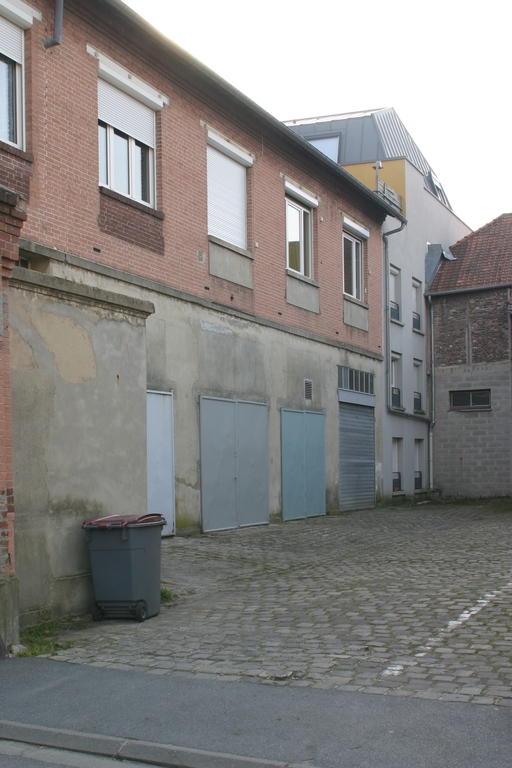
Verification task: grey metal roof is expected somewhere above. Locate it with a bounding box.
[286,108,451,209]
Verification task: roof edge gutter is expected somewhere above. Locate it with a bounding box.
[43,0,63,49]
[426,282,512,298]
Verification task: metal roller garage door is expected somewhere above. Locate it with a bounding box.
[339,402,375,512]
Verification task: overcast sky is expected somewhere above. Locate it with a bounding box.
[123,0,509,232]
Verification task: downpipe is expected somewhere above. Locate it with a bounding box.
[43,0,63,49]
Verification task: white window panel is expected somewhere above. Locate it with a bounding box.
[0,13,22,62]
[207,145,247,249]
[98,79,155,149]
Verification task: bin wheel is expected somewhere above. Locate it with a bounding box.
[135,601,147,622]
[91,603,103,622]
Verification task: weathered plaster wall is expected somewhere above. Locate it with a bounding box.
[10,271,153,626]
[48,257,383,531]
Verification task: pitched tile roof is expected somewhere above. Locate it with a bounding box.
[430,213,512,293]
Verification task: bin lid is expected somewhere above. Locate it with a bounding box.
[82,513,166,529]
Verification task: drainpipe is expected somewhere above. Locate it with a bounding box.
[383,221,406,417]
[43,0,63,49]
[427,295,435,490]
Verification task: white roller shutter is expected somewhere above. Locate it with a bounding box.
[0,14,22,63]
[98,79,155,148]
[207,145,247,249]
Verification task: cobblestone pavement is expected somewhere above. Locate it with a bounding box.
[52,503,512,706]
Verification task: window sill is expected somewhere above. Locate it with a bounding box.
[390,317,404,327]
[450,408,492,413]
[208,235,254,260]
[343,293,369,310]
[391,405,405,412]
[99,186,164,219]
[0,139,34,163]
[414,409,426,415]
[413,327,425,336]
[392,490,406,497]
[286,268,319,288]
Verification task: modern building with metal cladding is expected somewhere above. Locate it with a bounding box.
[0,0,398,637]
[287,108,471,502]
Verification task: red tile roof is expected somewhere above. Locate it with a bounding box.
[430,213,512,293]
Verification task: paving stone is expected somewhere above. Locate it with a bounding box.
[50,504,512,708]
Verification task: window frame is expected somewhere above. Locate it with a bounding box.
[412,277,422,331]
[413,358,423,412]
[450,389,491,411]
[286,196,313,278]
[343,231,363,301]
[207,131,253,251]
[98,120,154,207]
[391,352,402,408]
[0,16,25,150]
[389,264,401,322]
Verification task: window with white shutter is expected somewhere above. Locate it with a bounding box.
[97,79,155,206]
[0,14,23,147]
[206,131,253,250]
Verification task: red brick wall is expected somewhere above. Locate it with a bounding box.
[0,188,26,577]
[17,0,384,357]
[433,290,509,367]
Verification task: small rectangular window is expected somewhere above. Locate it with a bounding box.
[392,438,403,492]
[413,359,423,412]
[338,365,374,395]
[412,278,422,331]
[390,265,401,321]
[391,353,402,408]
[450,390,491,411]
[414,439,424,490]
[304,379,313,401]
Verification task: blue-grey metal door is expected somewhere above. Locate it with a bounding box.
[281,409,325,522]
[147,391,175,535]
[237,401,269,527]
[339,402,375,511]
[200,396,269,532]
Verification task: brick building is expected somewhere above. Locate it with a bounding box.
[428,213,512,497]
[0,0,401,637]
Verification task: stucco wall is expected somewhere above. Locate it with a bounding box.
[10,271,153,626]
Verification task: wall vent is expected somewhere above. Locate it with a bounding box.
[304,379,313,401]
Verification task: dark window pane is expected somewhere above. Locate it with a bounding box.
[344,236,353,295]
[303,209,311,277]
[472,390,490,407]
[0,55,16,144]
[451,391,471,408]
[134,141,150,203]
[98,123,108,186]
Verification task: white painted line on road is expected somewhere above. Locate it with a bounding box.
[382,577,512,677]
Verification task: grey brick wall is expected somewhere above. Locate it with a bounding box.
[433,361,512,496]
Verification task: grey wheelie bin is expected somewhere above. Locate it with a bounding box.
[82,513,166,622]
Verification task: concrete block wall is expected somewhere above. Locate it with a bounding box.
[432,289,512,497]
[433,361,511,497]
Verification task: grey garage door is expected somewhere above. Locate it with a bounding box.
[339,402,375,512]
[281,409,326,522]
[200,396,269,532]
